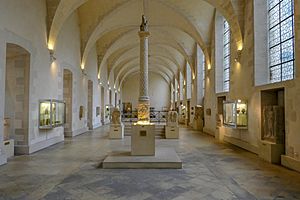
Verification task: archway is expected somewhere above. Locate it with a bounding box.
[101,86,105,125]
[4,43,30,156]
[63,69,73,137]
[87,80,93,130]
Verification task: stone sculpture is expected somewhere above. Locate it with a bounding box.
[167,111,178,125]
[140,15,148,32]
[193,106,204,130]
[262,105,284,143]
[111,108,121,124]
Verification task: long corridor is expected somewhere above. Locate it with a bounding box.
[0,126,300,200]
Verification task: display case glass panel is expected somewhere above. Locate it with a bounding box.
[39,100,52,129]
[39,99,65,129]
[223,100,248,129]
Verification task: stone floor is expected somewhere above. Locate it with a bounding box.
[1,126,300,200]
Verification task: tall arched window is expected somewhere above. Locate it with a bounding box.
[186,62,192,100]
[202,54,206,92]
[223,19,230,92]
[268,0,295,82]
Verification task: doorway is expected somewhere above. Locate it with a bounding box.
[4,43,30,156]
[63,69,73,137]
[101,86,105,125]
[87,80,93,130]
[186,100,191,126]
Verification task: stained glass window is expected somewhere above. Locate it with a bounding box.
[223,19,230,92]
[268,0,294,82]
[202,54,205,92]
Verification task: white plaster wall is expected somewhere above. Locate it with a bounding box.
[0,0,64,155]
[85,46,101,129]
[122,72,171,110]
[54,11,89,137]
[0,1,101,158]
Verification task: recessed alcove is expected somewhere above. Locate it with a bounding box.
[4,43,30,156]
[63,69,73,137]
[260,88,285,163]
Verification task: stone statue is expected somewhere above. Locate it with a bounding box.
[111,108,121,124]
[262,105,284,143]
[167,111,178,125]
[193,106,204,130]
[140,15,148,32]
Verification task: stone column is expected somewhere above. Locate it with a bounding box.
[137,15,150,123]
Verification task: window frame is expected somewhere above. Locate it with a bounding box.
[268,0,295,83]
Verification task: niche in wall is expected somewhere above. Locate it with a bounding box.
[63,69,73,136]
[261,88,285,145]
[217,96,226,127]
[4,43,30,156]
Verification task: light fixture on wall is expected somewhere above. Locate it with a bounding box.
[235,49,242,63]
[81,68,87,76]
[49,49,56,62]
[80,63,87,75]
[98,79,102,85]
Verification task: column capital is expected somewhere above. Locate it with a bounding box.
[139,31,150,38]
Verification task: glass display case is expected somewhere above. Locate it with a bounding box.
[223,100,248,129]
[105,105,111,119]
[39,99,65,129]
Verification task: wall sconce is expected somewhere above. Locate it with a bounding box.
[49,49,56,62]
[235,50,242,63]
[81,68,87,76]
[98,79,102,85]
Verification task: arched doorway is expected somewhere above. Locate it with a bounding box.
[87,80,93,130]
[4,43,30,156]
[63,69,73,137]
[101,86,105,125]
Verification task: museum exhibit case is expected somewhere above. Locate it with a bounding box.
[105,105,111,120]
[39,99,65,129]
[223,100,248,129]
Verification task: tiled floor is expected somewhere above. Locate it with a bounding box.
[1,126,300,200]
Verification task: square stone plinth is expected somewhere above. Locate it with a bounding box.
[109,124,124,139]
[165,125,179,139]
[259,141,284,164]
[3,139,14,158]
[102,148,182,169]
[131,124,155,156]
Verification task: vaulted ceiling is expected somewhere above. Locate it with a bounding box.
[46,0,244,88]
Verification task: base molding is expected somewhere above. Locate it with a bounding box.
[0,153,7,166]
[65,127,89,138]
[223,135,259,154]
[15,135,64,155]
[281,155,300,173]
[203,127,215,137]
[92,123,101,130]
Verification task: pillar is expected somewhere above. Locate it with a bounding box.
[137,15,150,123]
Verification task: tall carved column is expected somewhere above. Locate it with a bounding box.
[138,15,150,123]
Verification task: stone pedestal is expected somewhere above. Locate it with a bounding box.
[3,139,14,158]
[165,125,179,139]
[131,124,155,156]
[259,140,284,164]
[109,124,124,139]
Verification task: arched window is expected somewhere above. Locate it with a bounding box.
[223,19,231,92]
[186,62,192,100]
[202,54,206,92]
[179,72,184,101]
[268,0,295,82]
